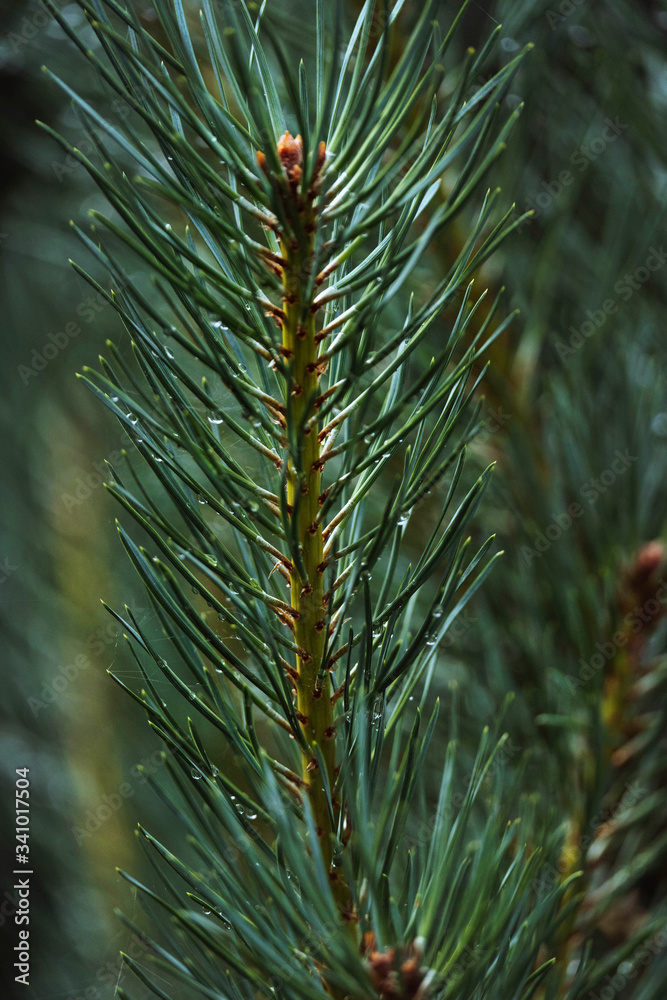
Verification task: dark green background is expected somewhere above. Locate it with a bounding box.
[1,2,666,998]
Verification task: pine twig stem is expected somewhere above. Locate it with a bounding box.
[278,162,338,873]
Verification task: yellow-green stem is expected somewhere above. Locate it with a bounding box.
[281,227,337,870]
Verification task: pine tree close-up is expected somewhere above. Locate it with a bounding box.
[14,0,665,998]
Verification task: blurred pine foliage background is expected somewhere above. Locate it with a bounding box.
[0,2,665,998]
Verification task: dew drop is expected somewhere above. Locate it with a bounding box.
[191,769,200,779]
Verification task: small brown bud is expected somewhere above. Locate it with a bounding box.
[277,131,303,184]
[369,950,395,984]
[400,959,423,996]
[628,540,665,590]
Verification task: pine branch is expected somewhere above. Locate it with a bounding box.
[40,2,577,999]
